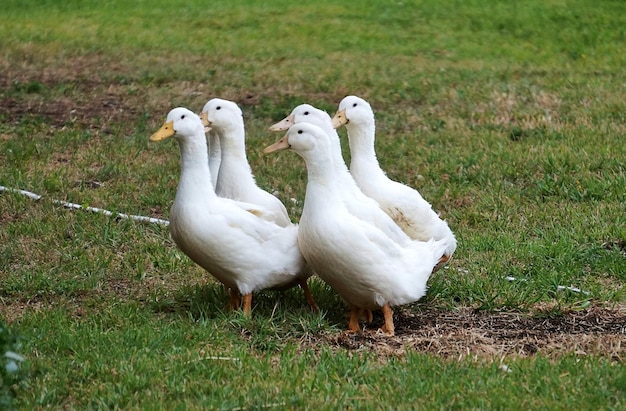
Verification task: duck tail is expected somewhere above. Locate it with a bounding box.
[432,238,449,262]
[443,230,457,257]
[430,237,452,274]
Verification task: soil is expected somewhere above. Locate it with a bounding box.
[0,55,143,129]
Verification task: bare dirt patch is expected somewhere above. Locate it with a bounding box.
[0,55,143,129]
[1,87,139,130]
[320,307,626,360]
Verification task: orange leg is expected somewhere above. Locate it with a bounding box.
[347,305,361,333]
[299,279,319,312]
[228,288,241,311]
[380,303,395,336]
[242,293,253,316]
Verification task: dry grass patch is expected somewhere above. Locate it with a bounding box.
[315,306,626,361]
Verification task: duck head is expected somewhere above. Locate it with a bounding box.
[150,107,203,142]
[332,95,373,129]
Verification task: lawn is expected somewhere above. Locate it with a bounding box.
[1,0,625,409]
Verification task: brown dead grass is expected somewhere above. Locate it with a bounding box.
[1,55,130,124]
[0,55,264,129]
[471,88,563,130]
[316,306,626,361]
[0,55,193,134]
[1,84,140,130]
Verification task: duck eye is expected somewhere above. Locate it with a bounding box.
[216,106,221,110]
[181,114,186,119]
[304,111,309,115]
[352,103,357,108]
[297,130,303,134]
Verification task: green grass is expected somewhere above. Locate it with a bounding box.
[1,0,625,409]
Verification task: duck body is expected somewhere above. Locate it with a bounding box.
[264,123,447,334]
[333,95,457,260]
[150,108,314,313]
[169,180,306,295]
[297,178,441,310]
[201,98,291,227]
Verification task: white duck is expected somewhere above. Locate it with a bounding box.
[264,122,447,335]
[332,95,457,269]
[150,107,317,315]
[200,98,291,227]
[270,104,410,247]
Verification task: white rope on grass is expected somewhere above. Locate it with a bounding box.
[0,185,170,226]
[505,275,590,295]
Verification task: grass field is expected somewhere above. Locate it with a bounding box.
[1,0,625,409]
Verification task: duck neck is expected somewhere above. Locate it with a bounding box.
[328,128,350,174]
[207,129,221,189]
[346,120,385,179]
[300,147,347,226]
[215,125,257,195]
[302,148,338,194]
[176,134,217,203]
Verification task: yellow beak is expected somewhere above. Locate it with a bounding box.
[268,114,295,131]
[200,111,211,127]
[263,135,291,154]
[331,109,348,129]
[150,120,175,142]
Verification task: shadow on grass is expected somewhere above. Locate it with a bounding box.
[147,277,349,352]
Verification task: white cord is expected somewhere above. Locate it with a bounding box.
[0,185,170,226]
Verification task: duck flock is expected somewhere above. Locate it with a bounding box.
[150,96,457,336]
